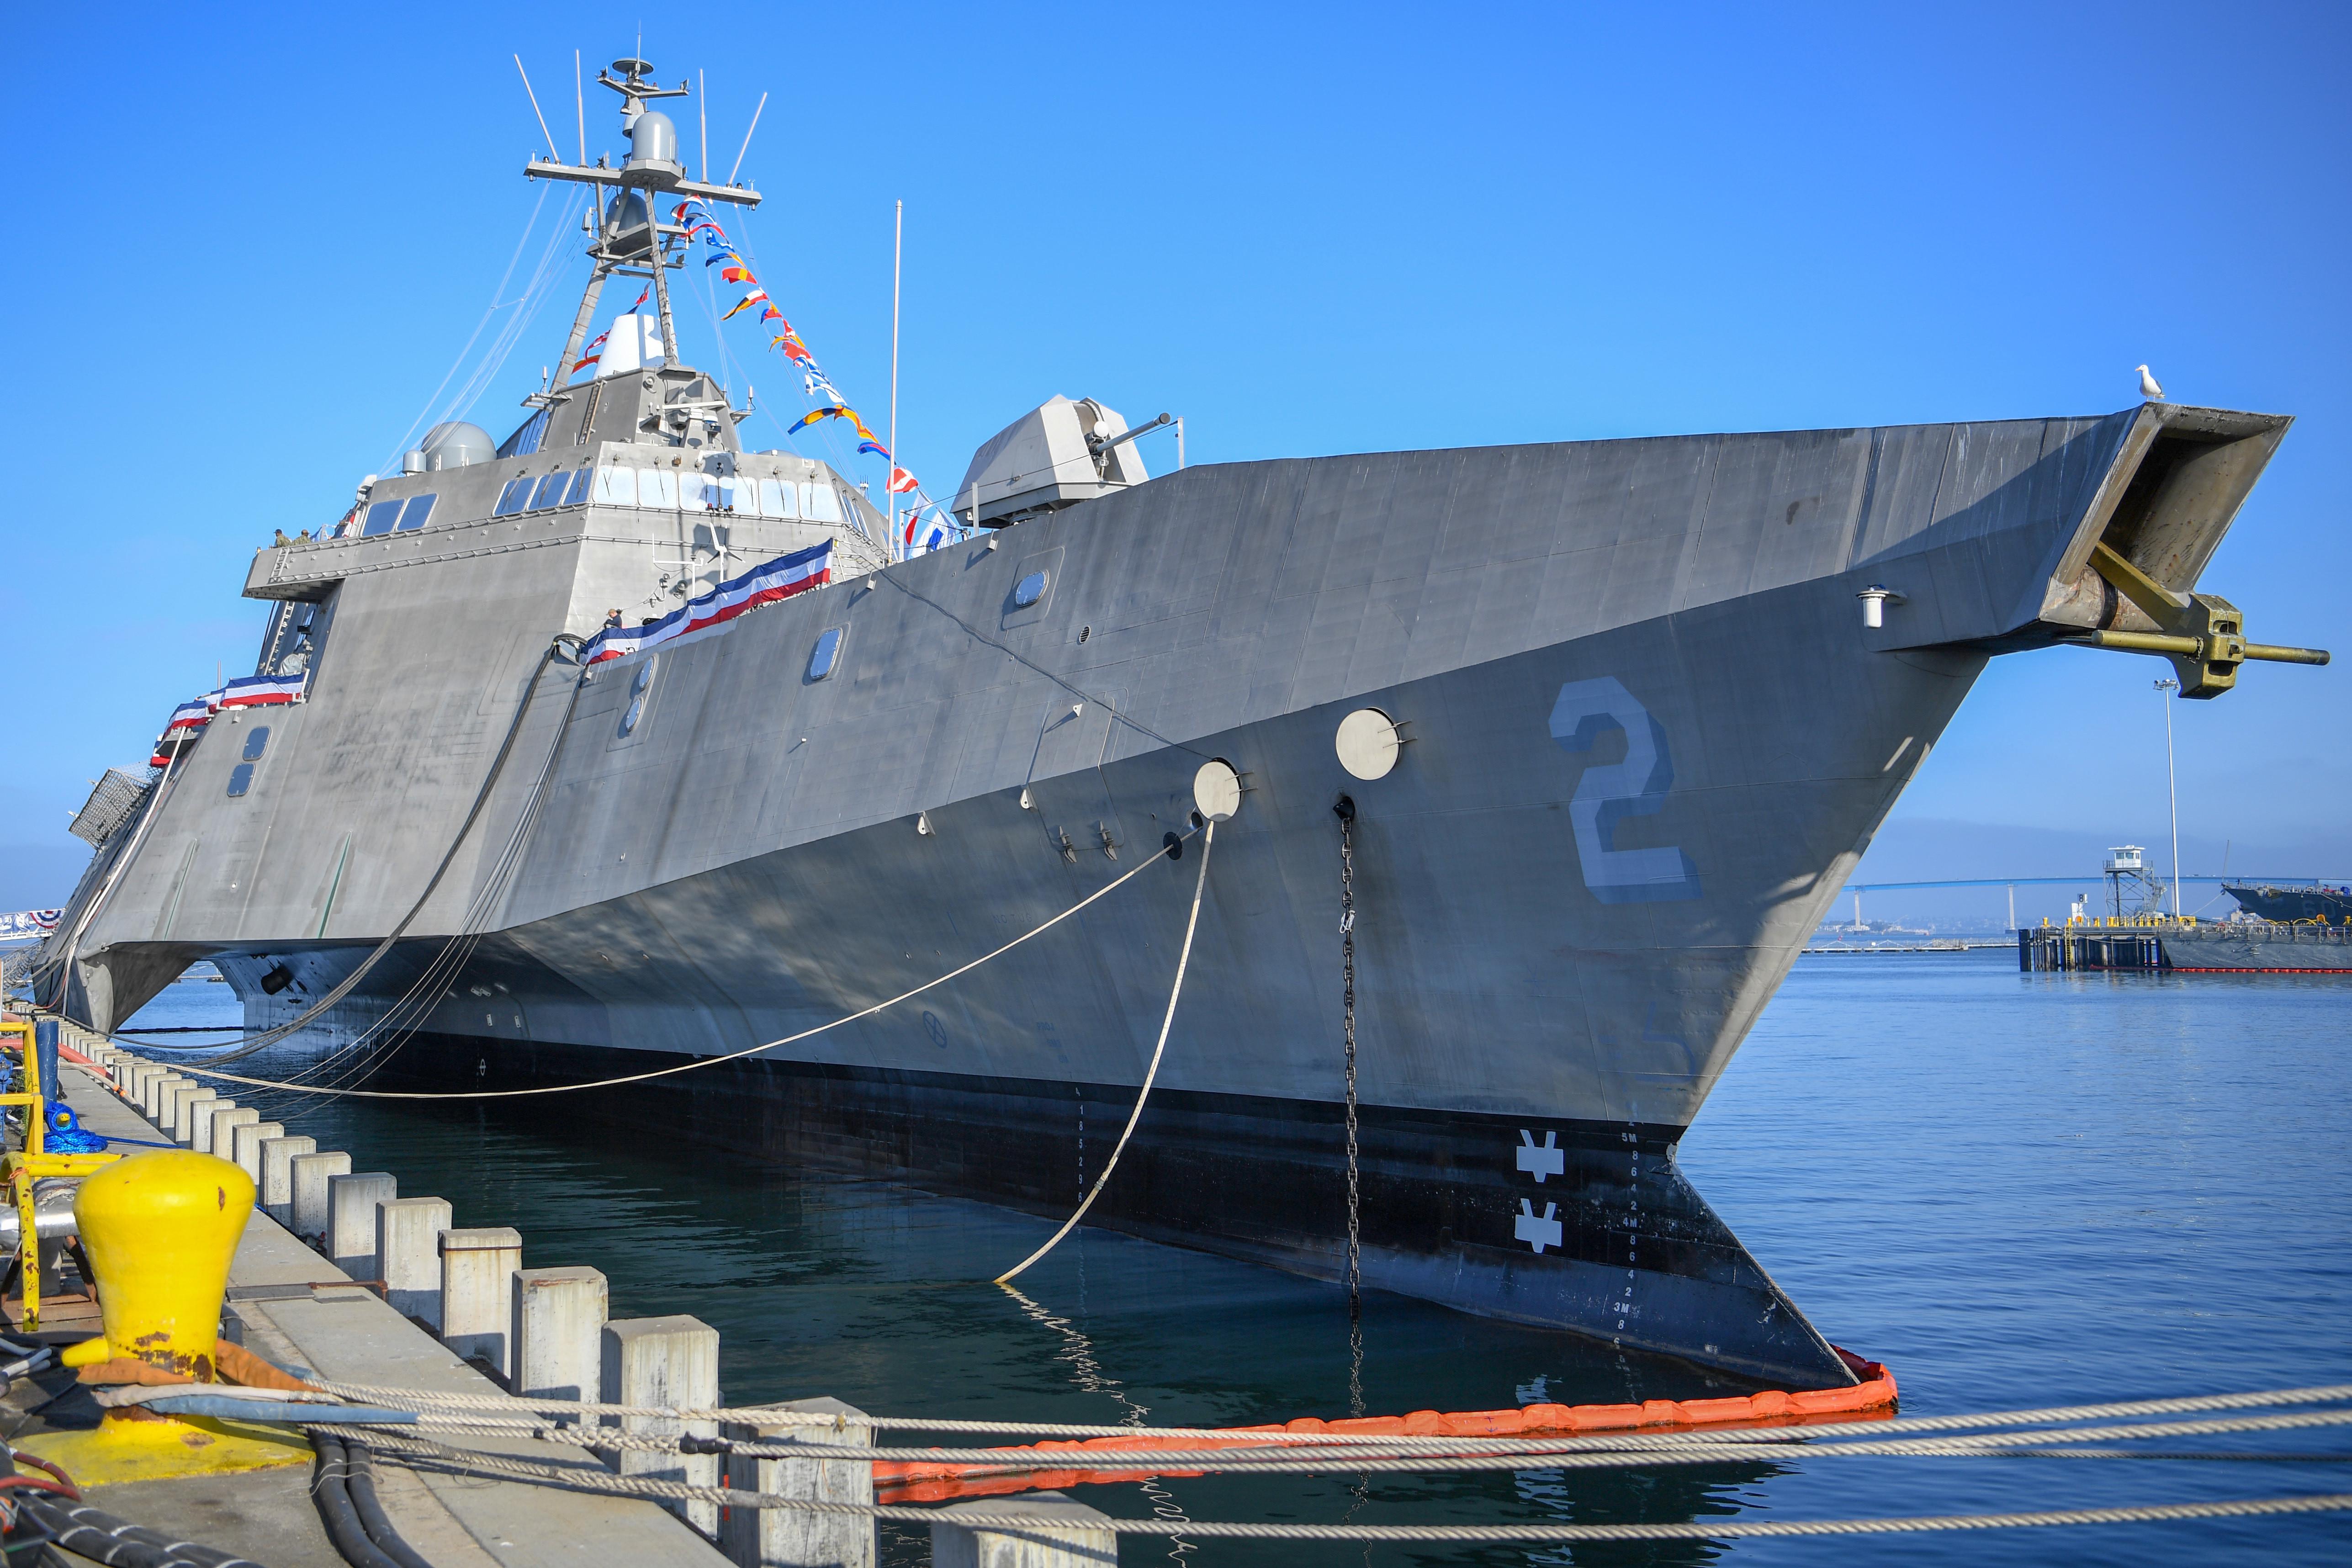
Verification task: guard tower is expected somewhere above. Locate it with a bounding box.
[2103,845,2166,919]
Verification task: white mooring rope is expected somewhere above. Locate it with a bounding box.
[282,1379,2352,1446]
[996,818,1216,1284]
[299,1430,2352,1543]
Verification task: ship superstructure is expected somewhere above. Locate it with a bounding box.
[35,58,2332,1386]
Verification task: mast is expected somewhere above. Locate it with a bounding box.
[889,200,902,553]
[523,57,764,404]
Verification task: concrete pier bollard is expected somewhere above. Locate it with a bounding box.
[378,1197,454,1326]
[145,1073,184,1123]
[930,1494,1116,1568]
[170,1086,217,1144]
[288,1151,353,1248]
[259,1135,318,1224]
[603,1316,721,1539]
[231,1121,286,1183]
[191,1098,239,1153]
[512,1267,608,1404]
[328,1172,398,1281]
[209,1106,260,1159]
[721,1397,876,1568]
[440,1228,523,1381]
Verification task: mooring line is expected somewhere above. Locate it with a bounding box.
[995,818,1216,1284]
[292,1429,2352,1542]
[281,1379,2352,1446]
[153,822,1202,1100]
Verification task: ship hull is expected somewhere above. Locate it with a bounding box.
[204,580,1982,1387]
[57,405,2295,1383]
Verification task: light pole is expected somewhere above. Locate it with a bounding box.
[2155,678,2181,916]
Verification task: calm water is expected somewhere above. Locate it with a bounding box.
[122,953,2350,1565]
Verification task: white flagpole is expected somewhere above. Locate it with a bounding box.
[889,199,903,558]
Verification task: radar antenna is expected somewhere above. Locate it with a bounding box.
[523,55,763,404]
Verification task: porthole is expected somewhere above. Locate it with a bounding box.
[227,763,255,798]
[242,726,270,762]
[620,692,647,737]
[1012,570,1049,609]
[632,655,658,696]
[807,626,844,682]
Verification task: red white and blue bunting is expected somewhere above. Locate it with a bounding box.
[582,539,832,665]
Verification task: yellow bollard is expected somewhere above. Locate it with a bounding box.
[19,1150,310,1483]
[62,1150,254,1377]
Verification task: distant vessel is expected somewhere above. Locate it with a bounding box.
[2224,882,2352,923]
[31,55,2334,1386]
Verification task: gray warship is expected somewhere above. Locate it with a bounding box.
[35,59,2331,1387]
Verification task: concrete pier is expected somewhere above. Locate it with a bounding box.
[230,1118,285,1181]
[513,1266,609,1404]
[930,1494,1116,1568]
[209,1104,259,1156]
[259,1132,316,1222]
[441,1226,524,1378]
[327,1170,398,1281]
[19,1041,732,1566]
[721,1396,877,1568]
[603,1315,722,1537]
[288,1149,351,1245]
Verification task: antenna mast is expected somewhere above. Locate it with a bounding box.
[889,199,903,553]
[522,56,765,398]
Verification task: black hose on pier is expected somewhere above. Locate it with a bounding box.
[311,1432,434,1568]
[13,1494,261,1568]
[341,1436,437,1568]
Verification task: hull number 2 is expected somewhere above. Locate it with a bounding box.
[1549,677,1702,904]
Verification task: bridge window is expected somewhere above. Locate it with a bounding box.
[760,478,796,518]
[361,499,405,536]
[395,494,436,530]
[594,466,638,506]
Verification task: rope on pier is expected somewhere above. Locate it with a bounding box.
[278,1379,2352,1446]
[286,1429,2352,1544]
[157,821,1202,1100]
[243,1406,2352,1473]
[995,818,1214,1284]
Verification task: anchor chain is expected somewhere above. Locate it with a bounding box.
[1335,797,1365,1419]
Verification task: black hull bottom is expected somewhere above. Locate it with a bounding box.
[350,1029,1855,1388]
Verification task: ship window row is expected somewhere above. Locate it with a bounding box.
[351,467,848,539]
[592,468,844,523]
[495,467,596,518]
[360,493,438,536]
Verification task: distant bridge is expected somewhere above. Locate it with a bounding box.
[1837,875,2335,894]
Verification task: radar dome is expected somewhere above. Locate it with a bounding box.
[626,111,680,172]
[418,422,495,471]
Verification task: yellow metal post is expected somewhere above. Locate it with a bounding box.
[0,1019,45,1329]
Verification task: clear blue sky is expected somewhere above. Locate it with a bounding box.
[7,1,2346,916]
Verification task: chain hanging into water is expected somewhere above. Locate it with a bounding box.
[1335,795,1364,1420]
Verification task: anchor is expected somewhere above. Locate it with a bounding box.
[2064,540,2329,697]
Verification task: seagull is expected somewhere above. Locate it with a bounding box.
[2137,364,2165,400]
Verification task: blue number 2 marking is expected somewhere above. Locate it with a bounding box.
[1548,677,1702,904]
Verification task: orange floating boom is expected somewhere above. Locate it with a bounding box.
[878,1351,1896,1504]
